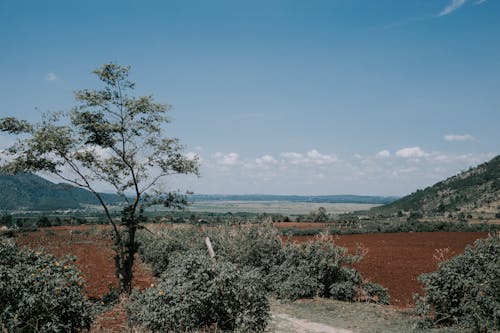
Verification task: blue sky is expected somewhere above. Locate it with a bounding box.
[0,0,498,196]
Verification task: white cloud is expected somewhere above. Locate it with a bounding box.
[255,154,277,166]
[218,152,240,166]
[306,149,337,165]
[444,134,476,142]
[281,152,304,165]
[439,0,487,16]
[439,0,467,16]
[45,72,58,81]
[395,147,428,158]
[183,148,495,196]
[281,150,337,166]
[375,150,391,158]
[439,0,466,16]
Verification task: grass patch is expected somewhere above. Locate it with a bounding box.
[269,298,471,333]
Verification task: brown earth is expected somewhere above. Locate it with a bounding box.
[273,222,333,230]
[14,225,489,330]
[16,225,155,332]
[290,232,489,307]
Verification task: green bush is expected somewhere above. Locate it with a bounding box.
[0,239,92,332]
[137,228,203,276]
[127,251,270,332]
[138,226,390,306]
[362,282,390,305]
[207,223,283,287]
[269,235,389,303]
[415,235,499,332]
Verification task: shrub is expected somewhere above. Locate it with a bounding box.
[415,235,499,332]
[127,251,270,332]
[136,228,203,276]
[0,239,92,332]
[361,282,390,305]
[207,223,283,286]
[329,281,357,301]
[269,235,388,303]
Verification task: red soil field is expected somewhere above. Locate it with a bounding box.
[14,225,489,330]
[16,226,155,332]
[291,232,489,307]
[273,222,332,230]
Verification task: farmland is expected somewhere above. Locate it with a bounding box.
[12,223,490,331]
[182,201,380,215]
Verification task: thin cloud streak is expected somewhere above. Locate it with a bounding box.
[439,0,467,16]
[444,134,477,142]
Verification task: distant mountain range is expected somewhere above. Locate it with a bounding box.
[0,173,123,211]
[188,194,398,205]
[370,155,500,216]
[0,173,397,211]
[3,153,498,214]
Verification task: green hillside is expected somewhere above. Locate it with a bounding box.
[0,173,123,211]
[371,155,500,216]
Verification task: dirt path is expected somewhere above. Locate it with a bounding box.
[272,313,354,333]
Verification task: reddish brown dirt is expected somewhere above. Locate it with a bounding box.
[16,225,155,332]
[273,222,332,230]
[15,224,490,329]
[290,232,488,307]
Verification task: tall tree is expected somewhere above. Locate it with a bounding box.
[0,63,199,293]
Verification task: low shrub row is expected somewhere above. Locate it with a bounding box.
[131,224,389,332]
[279,220,499,237]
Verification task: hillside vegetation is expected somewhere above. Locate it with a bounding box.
[0,173,122,211]
[371,155,500,217]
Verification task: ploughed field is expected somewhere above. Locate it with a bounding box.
[15,224,488,328]
[16,225,156,332]
[288,231,488,307]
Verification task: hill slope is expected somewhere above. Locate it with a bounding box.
[0,173,123,211]
[371,155,500,216]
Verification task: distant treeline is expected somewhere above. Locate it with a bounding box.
[188,194,398,204]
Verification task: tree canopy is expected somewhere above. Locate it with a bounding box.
[0,63,200,293]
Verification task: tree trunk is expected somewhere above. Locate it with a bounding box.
[115,224,137,294]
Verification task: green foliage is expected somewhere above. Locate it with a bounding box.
[0,214,13,227]
[0,173,123,211]
[0,239,92,332]
[308,206,330,222]
[279,219,498,237]
[269,235,389,304]
[361,282,390,305]
[415,235,500,332]
[127,251,270,332]
[1,63,199,294]
[136,228,203,276]
[371,155,500,216]
[207,223,283,286]
[136,223,389,331]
